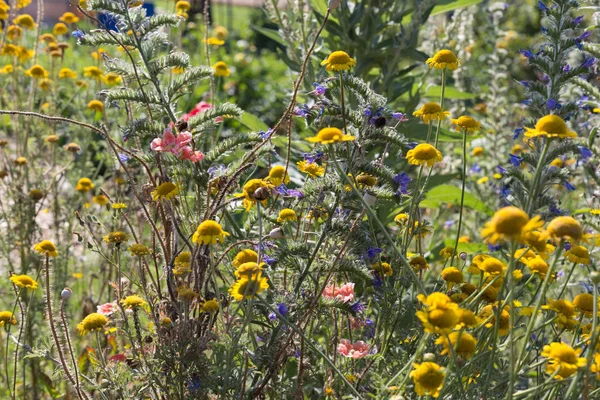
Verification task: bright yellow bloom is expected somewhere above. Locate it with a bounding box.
[175,0,190,11]
[87,100,104,112]
[435,331,477,359]
[39,79,52,91]
[372,262,393,277]
[412,102,449,124]
[91,48,107,60]
[394,213,409,226]
[58,68,77,79]
[173,252,191,275]
[542,342,586,379]
[525,115,576,139]
[321,51,356,72]
[426,49,460,70]
[479,304,510,336]
[103,231,129,245]
[53,22,68,36]
[83,66,103,80]
[545,216,582,242]
[229,275,269,301]
[127,244,151,256]
[451,116,482,133]
[306,127,355,144]
[234,262,263,279]
[212,61,230,77]
[0,311,17,327]
[439,246,455,259]
[214,25,228,41]
[297,161,324,178]
[234,179,273,211]
[410,362,444,398]
[7,25,22,40]
[543,298,576,318]
[409,255,430,272]
[406,143,443,167]
[232,249,258,268]
[0,64,13,74]
[204,37,224,46]
[202,298,219,313]
[111,203,127,209]
[75,177,95,192]
[525,256,549,278]
[416,292,459,334]
[267,165,290,186]
[481,206,543,244]
[104,73,122,85]
[17,0,32,8]
[151,182,179,201]
[14,14,36,30]
[480,257,506,276]
[34,240,58,257]
[59,12,79,24]
[574,293,595,317]
[277,208,297,224]
[120,295,147,309]
[192,220,230,245]
[565,245,590,265]
[77,313,108,335]
[10,274,38,290]
[441,266,463,289]
[25,65,48,79]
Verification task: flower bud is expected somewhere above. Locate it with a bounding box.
[591,271,600,285]
[269,227,285,239]
[328,0,340,10]
[61,287,72,300]
[459,252,467,260]
[253,186,271,201]
[363,190,377,207]
[423,353,436,362]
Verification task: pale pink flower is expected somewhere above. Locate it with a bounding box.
[151,129,203,162]
[337,339,370,359]
[97,302,117,316]
[179,147,205,162]
[182,101,213,121]
[322,282,355,303]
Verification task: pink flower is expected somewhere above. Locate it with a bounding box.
[97,302,117,316]
[179,146,205,162]
[322,282,355,303]
[337,339,370,359]
[150,129,203,162]
[182,101,213,121]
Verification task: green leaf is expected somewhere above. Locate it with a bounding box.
[402,0,484,23]
[399,120,480,143]
[240,112,270,132]
[442,239,489,254]
[424,85,475,100]
[421,184,493,215]
[251,26,286,47]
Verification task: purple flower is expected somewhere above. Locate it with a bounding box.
[497,165,507,174]
[312,82,327,96]
[393,172,412,194]
[268,312,277,321]
[277,303,288,317]
[578,31,592,42]
[579,146,593,161]
[471,163,481,173]
[582,57,596,69]
[487,244,501,252]
[118,153,129,163]
[303,151,323,163]
[364,247,382,263]
[188,378,201,392]
[262,254,276,266]
[538,1,548,11]
[72,29,85,39]
[509,154,523,167]
[573,16,584,26]
[392,112,408,122]
[287,189,304,198]
[259,128,273,140]
[350,302,365,313]
[519,80,530,87]
[364,108,373,117]
[563,64,571,73]
[564,181,575,191]
[407,142,418,150]
[296,105,310,117]
[364,318,375,338]
[207,164,226,178]
[513,127,524,140]
[546,99,558,110]
[255,241,275,251]
[581,280,594,294]
[556,270,565,280]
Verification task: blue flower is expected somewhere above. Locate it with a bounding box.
[509,154,523,167]
[296,105,310,117]
[497,165,507,174]
[363,247,382,263]
[549,204,566,216]
[471,163,481,173]
[582,57,596,68]
[563,64,571,73]
[564,181,575,191]
[487,244,501,252]
[118,153,129,163]
[564,241,572,251]
[262,254,276,266]
[277,303,288,317]
[364,108,373,117]
[407,142,418,149]
[538,1,548,11]
[579,146,593,161]
[520,49,534,59]
[72,29,86,39]
[578,31,592,42]
[259,128,273,140]
[288,189,304,198]
[268,312,277,321]
[519,80,530,87]
[207,164,226,178]
[546,99,558,110]
[513,127,524,140]
[573,16,584,25]
[312,82,327,96]
[392,112,407,121]
[444,220,454,229]
[393,172,411,194]
[581,280,594,294]
[364,318,375,338]
[188,377,201,392]
[303,151,323,163]
[350,302,365,313]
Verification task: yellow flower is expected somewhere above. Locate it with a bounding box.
[92,194,109,206]
[39,79,52,91]
[83,66,103,80]
[75,177,95,192]
[545,216,582,242]
[14,157,27,166]
[34,240,58,257]
[565,245,590,265]
[128,244,151,256]
[439,246,455,259]
[40,33,56,43]
[232,249,258,268]
[230,275,269,301]
[394,213,409,226]
[479,304,510,336]
[111,202,127,209]
[412,102,449,124]
[10,274,38,290]
[471,147,484,157]
[306,127,355,144]
[91,48,107,60]
[441,266,463,289]
[426,49,461,70]
[204,37,224,46]
[416,292,459,334]
[524,115,576,139]
[7,25,22,40]
[435,331,477,359]
[151,182,179,201]
[234,262,263,279]
[120,295,147,309]
[372,262,393,277]
[277,208,297,224]
[409,256,430,272]
[574,293,595,317]
[175,0,190,12]
[477,176,489,185]
[58,68,77,79]
[1,44,18,56]
[543,298,576,318]
[481,206,543,244]
[406,143,443,167]
[234,179,273,211]
[0,311,17,327]
[201,298,219,313]
[451,116,482,133]
[103,231,129,245]
[104,73,122,85]
[59,12,79,24]
[25,65,48,79]
[87,100,104,112]
[14,14,36,30]
[541,342,586,379]
[456,308,479,328]
[267,165,290,186]
[297,160,324,178]
[214,25,228,41]
[410,362,444,398]
[173,252,191,275]
[479,257,506,276]
[321,51,356,72]
[192,220,230,245]
[525,256,549,278]
[77,313,108,335]
[212,61,231,77]
[17,0,32,8]
[0,64,13,74]
[53,22,68,36]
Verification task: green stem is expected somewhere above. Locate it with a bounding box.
[526,139,550,215]
[433,68,447,148]
[450,128,468,266]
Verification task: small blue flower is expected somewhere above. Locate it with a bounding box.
[393,172,412,194]
[288,189,304,198]
[564,241,572,251]
[509,154,523,167]
[519,80,530,87]
[407,142,418,149]
[578,31,592,42]
[392,112,408,122]
[188,377,201,392]
[262,254,277,266]
[582,57,596,69]
[207,164,226,178]
[364,108,373,117]
[312,82,327,96]
[364,247,382,263]
[487,244,501,252]
[471,163,481,173]
[118,153,129,163]
[581,280,594,294]
[546,99,558,110]
[350,302,365,313]
[520,49,534,59]
[579,146,593,161]
[497,165,507,174]
[563,64,571,73]
[573,16,584,25]
[259,128,273,140]
[538,0,548,11]
[556,270,565,280]
[303,151,323,163]
[444,220,454,229]
[364,318,375,339]
[513,127,524,140]
[268,312,277,321]
[296,105,310,117]
[564,181,575,191]
[277,303,288,317]
[72,29,86,39]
